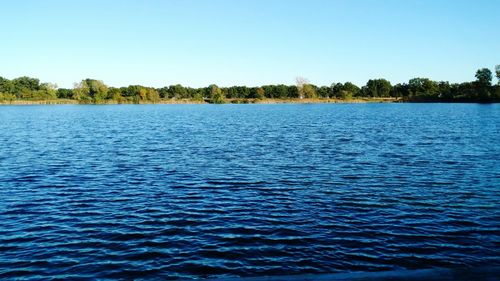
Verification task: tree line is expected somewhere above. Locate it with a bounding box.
[1,66,499,103]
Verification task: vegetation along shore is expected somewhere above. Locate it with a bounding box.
[1,66,499,105]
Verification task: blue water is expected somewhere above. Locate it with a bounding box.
[0,103,499,280]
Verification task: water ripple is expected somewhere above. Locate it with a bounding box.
[0,104,499,279]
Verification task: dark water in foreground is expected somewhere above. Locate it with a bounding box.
[0,104,499,280]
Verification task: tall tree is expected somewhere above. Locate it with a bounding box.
[475,68,492,86]
[256,87,265,99]
[73,79,108,103]
[107,87,123,103]
[391,83,409,98]
[475,68,493,100]
[317,86,330,98]
[39,83,58,100]
[275,84,289,99]
[0,77,14,94]
[363,79,392,97]
[208,84,225,104]
[146,88,160,102]
[303,84,317,98]
[56,88,74,99]
[330,83,343,98]
[12,76,40,91]
[341,82,360,99]
[11,76,41,98]
[495,65,500,85]
[168,84,188,99]
[408,78,438,98]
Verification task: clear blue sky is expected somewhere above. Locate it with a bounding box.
[1,0,499,88]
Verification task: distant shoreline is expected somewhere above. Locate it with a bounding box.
[2,67,499,105]
[0,97,404,105]
[2,97,499,105]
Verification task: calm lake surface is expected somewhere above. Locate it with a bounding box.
[0,103,499,279]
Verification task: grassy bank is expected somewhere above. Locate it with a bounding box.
[251,97,400,104]
[0,97,401,105]
[0,99,79,105]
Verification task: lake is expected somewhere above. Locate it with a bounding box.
[0,103,499,279]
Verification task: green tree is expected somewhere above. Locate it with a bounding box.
[330,83,343,98]
[57,88,74,99]
[408,78,438,99]
[274,84,289,99]
[108,88,124,103]
[256,87,265,99]
[168,84,188,99]
[341,82,360,99]
[475,68,493,100]
[317,86,330,98]
[493,85,500,100]
[261,85,274,98]
[287,85,299,98]
[475,68,492,86]
[138,88,148,101]
[192,90,204,102]
[0,92,16,102]
[122,85,141,98]
[73,79,108,103]
[11,76,41,98]
[363,79,392,97]
[496,65,500,85]
[391,83,409,98]
[43,83,57,98]
[146,88,160,103]
[158,87,170,99]
[120,85,158,102]
[226,86,238,99]
[296,77,317,99]
[303,84,317,98]
[12,76,40,91]
[340,90,352,100]
[437,81,452,100]
[208,84,225,104]
[0,77,14,94]
[453,82,476,100]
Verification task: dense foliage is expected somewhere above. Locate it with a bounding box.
[1,66,499,103]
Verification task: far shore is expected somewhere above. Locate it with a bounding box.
[0,97,401,105]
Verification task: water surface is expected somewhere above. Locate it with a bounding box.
[0,104,499,279]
